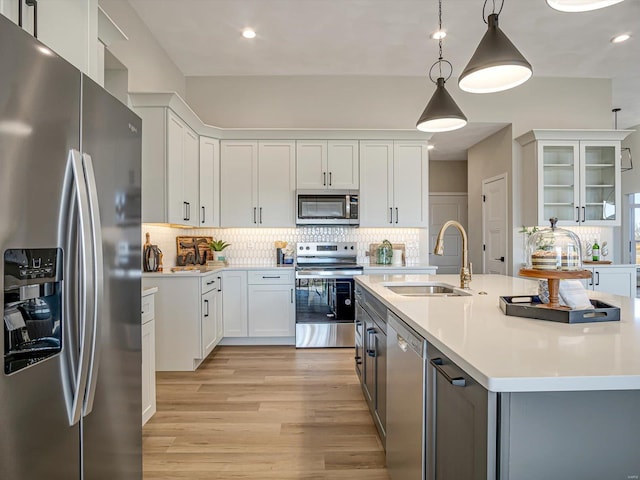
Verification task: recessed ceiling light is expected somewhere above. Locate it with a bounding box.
[546,0,624,12]
[431,30,446,40]
[611,33,631,43]
[427,145,435,150]
[242,28,256,39]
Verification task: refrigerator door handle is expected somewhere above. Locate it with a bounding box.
[81,152,104,417]
[62,150,94,426]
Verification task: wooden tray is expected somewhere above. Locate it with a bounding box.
[176,236,213,266]
[583,260,612,264]
[499,295,620,323]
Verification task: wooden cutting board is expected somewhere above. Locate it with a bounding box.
[176,236,213,266]
[583,260,613,264]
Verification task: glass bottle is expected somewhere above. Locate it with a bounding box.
[592,240,600,261]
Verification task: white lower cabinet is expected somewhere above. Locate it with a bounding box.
[202,287,223,358]
[144,273,222,371]
[141,289,157,425]
[247,271,295,338]
[222,270,249,337]
[583,266,636,297]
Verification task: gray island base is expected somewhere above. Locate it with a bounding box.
[355,273,640,479]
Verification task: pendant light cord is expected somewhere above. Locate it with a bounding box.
[438,0,443,77]
[483,0,504,23]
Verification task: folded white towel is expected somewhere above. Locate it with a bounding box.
[559,280,594,310]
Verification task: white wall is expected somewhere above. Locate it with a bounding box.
[186,76,612,132]
[620,125,640,263]
[468,126,513,273]
[430,161,467,193]
[98,0,185,97]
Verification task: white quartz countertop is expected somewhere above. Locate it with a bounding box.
[356,274,640,393]
[142,264,295,277]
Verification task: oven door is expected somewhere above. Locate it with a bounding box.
[295,275,356,348]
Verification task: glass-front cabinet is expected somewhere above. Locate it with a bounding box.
[517,130,630,228]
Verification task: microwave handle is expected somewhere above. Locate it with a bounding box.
[346,195,351,219]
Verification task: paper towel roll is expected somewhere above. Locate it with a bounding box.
[392,249,403,266]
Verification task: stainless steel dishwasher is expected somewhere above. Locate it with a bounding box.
[386,311,426,480]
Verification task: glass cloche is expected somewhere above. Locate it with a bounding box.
[525,218,582,271]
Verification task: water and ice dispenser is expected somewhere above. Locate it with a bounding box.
[3,248,62,374]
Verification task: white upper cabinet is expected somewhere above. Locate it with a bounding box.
[517,130,631,227]
[296,140,359,190]
[1,0,100,80]
[328,141,359,189]
[393,141,429,227]
[359,141,394,226]
[257,141,296,227]
[296,141,327,189]
[138,107,200,226]
[360,140,429,227]
[166,110,199,226]
[220,141,258,227]
[199,137,220,227]
[220,140,295,227]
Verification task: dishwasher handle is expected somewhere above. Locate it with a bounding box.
[430,357,466,387]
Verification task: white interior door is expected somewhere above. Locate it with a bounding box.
[483,174,508,274]
[429,195,468,274]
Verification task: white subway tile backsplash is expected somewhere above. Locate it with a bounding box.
[142,225,424,267]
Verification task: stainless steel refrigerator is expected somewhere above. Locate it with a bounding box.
[0,14,142,480]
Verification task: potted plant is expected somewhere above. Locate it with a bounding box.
[208,239,231,265]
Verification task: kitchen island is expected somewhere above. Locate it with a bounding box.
[356,273,640,480]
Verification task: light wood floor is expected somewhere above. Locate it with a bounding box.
[143,346,390,480]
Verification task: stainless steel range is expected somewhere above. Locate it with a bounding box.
[295,242,363,348]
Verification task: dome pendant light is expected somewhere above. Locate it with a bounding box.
[546,0,624,12]
[458,0,532,94]
[416,0,467,133]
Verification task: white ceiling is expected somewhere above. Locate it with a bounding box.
[128,0,639,158]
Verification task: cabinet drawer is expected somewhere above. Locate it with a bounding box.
[201,274,220,294]
[248,270,293,285]
[141,294,155,325]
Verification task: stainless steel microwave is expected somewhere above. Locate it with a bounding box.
[296,190,359,226]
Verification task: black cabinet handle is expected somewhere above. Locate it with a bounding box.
[582,206,586,223]
[494,256,505,262]
[430,358,466,387]
[262,275,281,279]
[366,327,377,357]
[259,207,263,224]
[395,207,399,224]
[186,202,191,221]
[202,206,205,223]
[576,206,580,223]
[329,172,332,186]
[206,280,215,285]
[595,271,600,286]
[290,288,294,304]
[183,201,189,221]
[21,0,38,38]
[323,172,326,186]
[253,207,257,224]
[389,207,393,224]
[217,276,222,292]
[204,299,209,317]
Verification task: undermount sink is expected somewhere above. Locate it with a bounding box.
[384,283,471,297]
